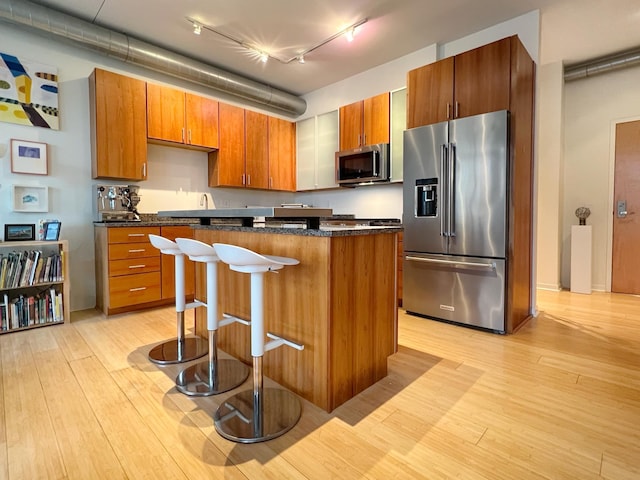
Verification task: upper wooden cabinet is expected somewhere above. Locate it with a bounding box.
[147,83,219,150]
[89,68,147,181]
[268,117,296,191]
[407,36,514,128]
[209,103,297,191]
[339,92,390,151]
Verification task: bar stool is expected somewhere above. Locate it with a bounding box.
[174,238,250,396]
[147,235,208,365]
[212,243,304,443]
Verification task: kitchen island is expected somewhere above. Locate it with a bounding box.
[159,208,401,412]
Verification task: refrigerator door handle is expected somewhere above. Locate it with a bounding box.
[405,255,497,271]
[440,144,448,236]
[448,143,456,237]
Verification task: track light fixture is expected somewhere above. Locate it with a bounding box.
[185,17,368,65]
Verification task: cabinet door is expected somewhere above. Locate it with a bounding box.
[339,101,363,150]
[210,103,245,187]
[454,37,511,119]
[245,110,269,189]
[363,92,390,145]
[160,226,195,299]
[146,83,186,144]
[406,57,454,128]
[90,69,147,180]
[185,93,219,149]
[316,110,340,189]
[296,117,316,191]
[268,117,296,191]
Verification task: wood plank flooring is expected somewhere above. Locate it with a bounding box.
[1,290,639,479]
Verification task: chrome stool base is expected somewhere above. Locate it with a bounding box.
[176,359,249,397]
[214,388,302,443]
[148,337,208,365]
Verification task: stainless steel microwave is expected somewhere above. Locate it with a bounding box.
[335,143,390,186]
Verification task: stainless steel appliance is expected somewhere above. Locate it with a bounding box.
[95,185,141,222]
[335,143,390,185]
[403,110,509,333]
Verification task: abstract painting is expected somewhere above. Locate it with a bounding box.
[0,52,59,130]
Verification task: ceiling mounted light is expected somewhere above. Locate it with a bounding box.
[186,16,367,65]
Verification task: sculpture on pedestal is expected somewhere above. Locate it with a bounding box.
[575,207,591,226]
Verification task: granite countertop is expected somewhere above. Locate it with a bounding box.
[191,223,402,237]
[93,213,200,227]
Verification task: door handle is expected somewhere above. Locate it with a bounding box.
[617,200,627,218]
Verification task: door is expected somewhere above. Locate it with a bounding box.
[268,117,296,191]
[339,100,363,150]
[402,121,448,254]
[448,110,508,258]
[245,110,269,189]
[612,120,640,294]
[406,57,454,128]
[146,83,185,143]
[363,92,390,146]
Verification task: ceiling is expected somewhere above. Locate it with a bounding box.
[21,0,640,96]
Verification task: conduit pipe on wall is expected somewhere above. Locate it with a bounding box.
[0,0,307,116]
[564,46,640,82]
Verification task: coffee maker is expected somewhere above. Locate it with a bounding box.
[95,185,141,222]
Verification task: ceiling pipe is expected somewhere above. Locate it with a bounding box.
[0,0,307,116]
[564,46,640,82]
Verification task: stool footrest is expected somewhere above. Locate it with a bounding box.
[265,332,304,352]
[221,313,251,327]
[186,300,206,310]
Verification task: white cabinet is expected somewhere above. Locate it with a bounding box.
[390,88,406,182]
[296,110,340,190]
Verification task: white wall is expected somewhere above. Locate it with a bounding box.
[562,65,640,291]
[0,10,540,311]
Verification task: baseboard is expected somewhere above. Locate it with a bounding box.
[536,283,562,291]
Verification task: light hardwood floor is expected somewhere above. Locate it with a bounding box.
[1,290,639,479]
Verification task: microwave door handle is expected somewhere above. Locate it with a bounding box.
[372,150,378,177]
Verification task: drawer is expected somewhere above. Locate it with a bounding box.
[108,227,160,244]
[109,272,161,308]
[109,242,159,260]
[109,256,161,277]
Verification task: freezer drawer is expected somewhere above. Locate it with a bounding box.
[403,253,505,333]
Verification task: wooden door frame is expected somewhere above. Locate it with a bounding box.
[605,114,640,291]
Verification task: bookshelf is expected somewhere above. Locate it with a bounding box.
[0,240,70,334]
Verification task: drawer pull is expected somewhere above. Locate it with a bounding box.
[128,264,146,269]
[128,249,146,253]
[129,287,147,292]
[128,233,145,237]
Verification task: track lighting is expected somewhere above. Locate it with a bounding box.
[186,17,367,65]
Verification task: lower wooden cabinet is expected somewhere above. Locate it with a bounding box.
[94,225,195,315]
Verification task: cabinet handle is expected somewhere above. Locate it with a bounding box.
[128,264,146,269]
[269,177,273,188]
[182,127,185,142]
[188,129,192,144]
[128,233,145,237]
[455,102,459,118]
[363,133,367,145]
[357,134,361,146]
[142,163,147,178]
[242,173,246,185]
[129,287,147,292]
[247,174,251,186]
[128,248,146,253]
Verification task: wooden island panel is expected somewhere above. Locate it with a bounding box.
[193,228,398,412]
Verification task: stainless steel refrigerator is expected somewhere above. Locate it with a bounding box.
[403,110,509,333]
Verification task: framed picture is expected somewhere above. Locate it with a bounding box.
[4,224,36,242]
[43,221,61,241]
[11,185,49,212]
[10,139,48,175]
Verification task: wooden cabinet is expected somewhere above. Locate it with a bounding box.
[95,226,162,315]
[89,68,147,181]
[245,110,269,189]
[339,92,390,150]
[407,36,513,128]
[397,232,403,306]
[0,240,70,333]
[209,103,297,191]
[268,116,296,191]
[147,83,219,150]
[159,225,195,300]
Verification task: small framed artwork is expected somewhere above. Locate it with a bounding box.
[10,139,48,175]
[43,221,61,241]
[11,185,49,212]
[4,224,36,242]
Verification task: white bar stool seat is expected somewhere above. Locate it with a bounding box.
[174,238,249,396]
[147,234,208,365]
[212,243,304,443]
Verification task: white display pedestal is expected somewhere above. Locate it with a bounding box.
[570,225,592,294]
